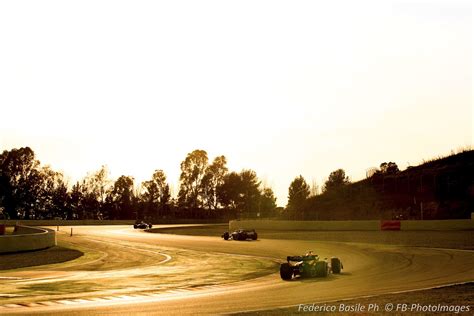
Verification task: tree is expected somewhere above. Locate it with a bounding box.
[178,149,208,210]
[69,181,85,219]
[239,170,261,218]
[201,155,228,210]
[0,147,40,219]
[82,165,111,219]
[36,166,69,219]
[286,175,310,219]
[259,187,277,218]
[217,171,241,211]
[379,162,399,175]
[310,179,319,197]
[141,169,171,219]
[218,170,261,218]
[323,169,350,193]
[109,175,135,219]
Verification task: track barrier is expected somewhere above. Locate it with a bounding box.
[230,219,474,231]
[0,225,56,253]
[380,220,401,231]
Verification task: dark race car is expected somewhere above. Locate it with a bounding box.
[222,229,258,241]
[280,251,343,280]
[133,220,152,229]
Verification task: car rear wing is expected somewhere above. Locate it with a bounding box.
[287,255,317,262]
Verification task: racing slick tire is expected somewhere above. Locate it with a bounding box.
[280,263,293,280]
[252,233,258,240]
[222,232,230,240]
[331,257,342,274]
[314,261,328,277]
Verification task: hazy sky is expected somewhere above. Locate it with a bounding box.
[0,1,472,206]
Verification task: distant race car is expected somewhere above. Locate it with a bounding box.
[280,251,343,280]
[222,229,258,241]
[133,220,152,229]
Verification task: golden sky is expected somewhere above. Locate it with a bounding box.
[0,0,472,206]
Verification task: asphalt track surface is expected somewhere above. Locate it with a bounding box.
[1,225,474,315]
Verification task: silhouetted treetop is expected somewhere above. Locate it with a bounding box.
[178,149,209,209]
[323,169,350,193]
[285,175,310,219]
[260,187,277,217]
[379,162,399,175]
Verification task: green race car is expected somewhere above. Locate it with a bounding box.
[280,251,343,280]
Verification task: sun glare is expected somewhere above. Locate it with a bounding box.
[0,1,471,205]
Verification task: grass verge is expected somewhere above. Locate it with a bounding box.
[0,245,83,270]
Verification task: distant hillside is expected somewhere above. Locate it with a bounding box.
[305,150,474,220]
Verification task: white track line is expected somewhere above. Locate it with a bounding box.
[80,237,172,263]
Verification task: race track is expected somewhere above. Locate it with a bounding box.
[1,225,473,315]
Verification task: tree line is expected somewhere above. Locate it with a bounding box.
[285,163,422,220]
[0,147,277,220]
[285,150,474,220]
[285,168,352,219]
[6,145,465,221]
